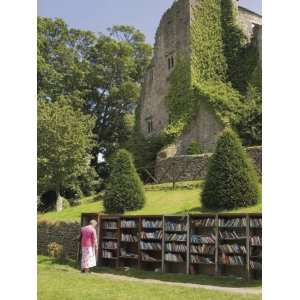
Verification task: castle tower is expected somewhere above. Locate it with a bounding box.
[140,0,261,154]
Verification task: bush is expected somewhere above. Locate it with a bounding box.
[47,242,64,259]
[104,149,146,213]
[186,141,203,155]
[201,128,259,210]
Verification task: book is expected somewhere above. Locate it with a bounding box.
[190,234,215,244]
[192,218,215,227]
[103,221,118,230]
[141,252,160,262]
[219,244,247,255]
[121,233,138,243]
[164,253,184,262]
[142,219,162,228]
[165,243,187,253]
[250,236,262,246]
[102,241,117,250]
[165,233,187,242]
[121,220,136,228]
[250,260,262,270]
[120,248,138,258]
[219,231,246,240]
[218,218,247,227]
[141,231,162,240]
[190,244,215,255]
[140,241,162,251]
[250,218,262,228]
[191,255,214,264]
[102,250,114,258]
[165,221,187,232]
[220,254,245,266]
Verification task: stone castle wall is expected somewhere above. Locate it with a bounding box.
[140,0,262,154]
[155,146,262,183]
[37,220,80,259]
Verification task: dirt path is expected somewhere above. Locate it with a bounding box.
[91,272,262,295]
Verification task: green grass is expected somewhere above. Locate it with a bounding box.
[38,256,261,300]
[38,180,261,222]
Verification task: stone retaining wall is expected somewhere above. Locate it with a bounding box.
[37,220,80,259]
[155,146,262,183]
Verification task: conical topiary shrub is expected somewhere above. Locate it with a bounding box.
[104,149,146,213]
[201,128,260,210]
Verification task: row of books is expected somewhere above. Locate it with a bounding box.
[165,253,184,262]
[165,243,187,253]
[121,234,138,243]
[141,231,162,240]
[191,255,214,264]
[191,234,215,244]
[219,254,245,266]
[219,231,245,240]
[190,244,215,255]
[250,260,262,270]
[102,250,115,258]
[250,218,262,228]
[218,218,247,227]
[250,236,262,246]
[102,241,117,250]
[142,219,162,228]
[102,231,117,239]
[120,248,138,258]
[219,244,247,255]
[140,241,162,251]
[103,221,118,230]
[165,233,187,242]
[192,218,215,227]
[121,220,136,229]
[165,222,187,232]
[141,252,160,262]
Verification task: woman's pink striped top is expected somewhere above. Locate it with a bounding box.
[81,225,97,247]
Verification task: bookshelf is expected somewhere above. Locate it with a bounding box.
[163,215,188,274]
[83,213,262,279]
[140,216,163,271]
[99,216,120,268]
[217,214,248,278]
[119,216,140,268]
[189,214,217,276]
[249,214,262,280]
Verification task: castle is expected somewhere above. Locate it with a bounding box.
[139,0,262,157]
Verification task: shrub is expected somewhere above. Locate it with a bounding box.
[186,141,203,155]
[201,128,259,210]
[47,242,64,259]
[104,149,146,213]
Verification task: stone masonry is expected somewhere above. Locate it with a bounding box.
[139,0,262,154]
[155,146,262,183]
[37,220,80,259]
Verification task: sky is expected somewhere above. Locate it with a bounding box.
[38,0,262,44]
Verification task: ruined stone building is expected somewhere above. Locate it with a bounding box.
[139,0,262,158]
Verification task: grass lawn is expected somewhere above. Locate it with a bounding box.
[38,180,262,222]
[38,256,261,300]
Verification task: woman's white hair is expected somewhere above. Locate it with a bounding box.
[89,219,98,226]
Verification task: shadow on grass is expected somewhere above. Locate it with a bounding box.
[38,256,261,288]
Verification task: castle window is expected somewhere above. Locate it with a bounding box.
[146,117,153,134]
[168,56,175,70]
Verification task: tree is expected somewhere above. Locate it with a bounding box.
[37,98,95,210]
[104,149,145,213]
[201,129,259,210]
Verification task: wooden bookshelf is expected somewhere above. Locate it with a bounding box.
[189,214,217,276]
[163,215,188,274]
[99,216,120,268]
[217,214,248,278]
[81,213,262,279]
[119,216,140,268]
[140,215,163,271]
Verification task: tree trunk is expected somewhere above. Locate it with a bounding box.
[56,188,63,212]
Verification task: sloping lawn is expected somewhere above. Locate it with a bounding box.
[38,180,262,222]
[38,256,261,300]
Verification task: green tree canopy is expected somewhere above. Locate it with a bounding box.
[37,98,95,209]
[104,149,145,213]
[201,128,260,210]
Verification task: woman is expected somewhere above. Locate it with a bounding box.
[80,219,98,273]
